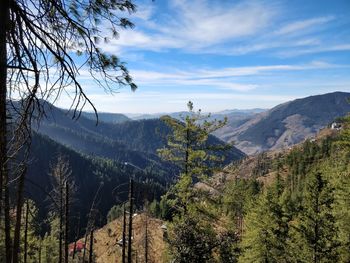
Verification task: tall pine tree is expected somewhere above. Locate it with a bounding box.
[290,172,339,263]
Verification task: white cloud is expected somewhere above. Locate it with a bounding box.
[165,0,276,48]
[98,0,278,53]
[133,3,155,20]
[130,61,339,90]
[276,44,350,57]
[274,16,335,35]
[96,1,349,59]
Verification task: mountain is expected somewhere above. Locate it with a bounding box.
[82,111,130,124]
[126,109,266,122]
[26,101,244,230]
[32,102,244,169]
[32,103,172,174]
[215,92,350,155]
[215,108,266,115]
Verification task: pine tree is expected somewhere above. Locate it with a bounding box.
[167,215,217,263]
[239,178,290,263]
[223,178,261,237]
[158,101,228,214]
[158,102,230,262]
[291,172,340,263]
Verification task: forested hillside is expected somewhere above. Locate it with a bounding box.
[82,112,130,124]
[26,132,169,232]
[3,105,349,262]
[138,115,350,262]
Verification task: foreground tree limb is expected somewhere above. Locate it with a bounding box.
[1,1,138,262]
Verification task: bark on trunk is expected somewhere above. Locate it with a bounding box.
[0,0,11,262]
[144,213,148,263]
[59,175,63,263]
[12,167,27,263]
[82,231,89,262]
[64,181,69,263]
[122,203,126,263]
[24,200,29,263]
[88,229,94,263]
[127,178,134,263]
[72,214,80,260]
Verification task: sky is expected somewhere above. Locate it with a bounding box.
[62,0,350,114]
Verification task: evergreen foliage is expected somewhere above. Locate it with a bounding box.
[290,172,340,263]
[167,215,217,263]
[162,114,350,262]
[158,101,229,214]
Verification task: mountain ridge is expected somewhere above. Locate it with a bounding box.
[214,91,350,155]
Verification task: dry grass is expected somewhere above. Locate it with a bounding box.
[74,213,167,263]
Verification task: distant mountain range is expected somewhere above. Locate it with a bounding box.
[123,108,266,121]
[82,111,131,123]
[81,92,350,155]
[21,91,350,228]
[214,92,350,154]
[32,102,244,169]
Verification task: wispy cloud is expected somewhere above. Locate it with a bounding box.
[97,0,348,58]
[63,1,350,114]
[129,61,341,91]
[274,16,335,35]
[98,0,278,53]
[276,44,350,57]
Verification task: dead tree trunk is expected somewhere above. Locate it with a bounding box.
[127,178,134,263]
[122,203,126,263]
[72,214,80,260]
[88,229,94,263]
[24,200,29,263]
[59,175,63,263]
[12,166,27,263]
[82,230,89,262]
[64,180,69,263]
[144,213,149,263]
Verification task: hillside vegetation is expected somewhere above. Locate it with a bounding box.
[143,115,350,262]
[74,213,167,263]
[88,111,350,263]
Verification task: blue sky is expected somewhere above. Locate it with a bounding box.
[64,0,350,113]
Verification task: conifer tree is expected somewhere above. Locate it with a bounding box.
[239,178,290,263]
[332,164,350,262]
[158,102,230,262]
[158,101,228,214]
[167,215,217,263]
[291,172,340,263]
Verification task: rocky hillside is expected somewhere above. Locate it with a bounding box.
[212,125,342,189]
[215,92,350,155]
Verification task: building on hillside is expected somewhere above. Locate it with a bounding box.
[69,241,85,256]
[331,122,342,130]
